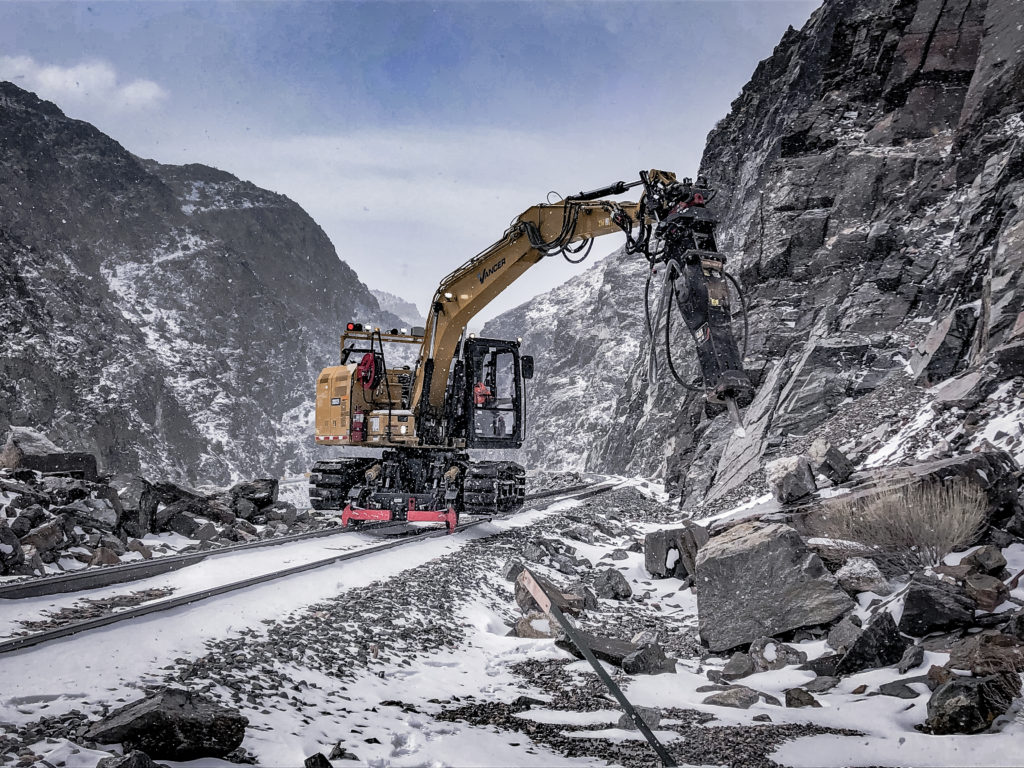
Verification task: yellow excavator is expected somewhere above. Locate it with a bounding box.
[310,171,753,530]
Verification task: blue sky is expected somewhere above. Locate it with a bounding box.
[1,1,818,323]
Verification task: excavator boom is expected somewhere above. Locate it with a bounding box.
[410,197,642,445]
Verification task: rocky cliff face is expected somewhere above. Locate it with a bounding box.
[0,82,397,484]
[371,289,425,327]
[487,0,1024,505]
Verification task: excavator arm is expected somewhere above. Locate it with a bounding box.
[410,188,644,433]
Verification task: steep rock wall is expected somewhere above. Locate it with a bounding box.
[487,0,1024,505]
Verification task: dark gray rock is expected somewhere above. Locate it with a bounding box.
[19,519,65,553]
[784,688,820,708]
[827,615,864,654]
[555,630,637,667]
[502,558,524,582]
[695,521,854,651]
[116,476,159,537]
[749,637,807,671]
[808,439,854,484]
[898,644,925,674]
[617,706,661,731]
[722,652,755,681]
[0,519,25,574]
[835,612,908,676]
[232,497,258,522]
[193,522,218,542]
[925,673,1022,734]
[593,567,632,600]
[9,513,32,538]
[40,476,91,506]
[230,479,278,510]
[622,643,676,675]
[960,545,1008,576]
[84,688,248,760]
[899,575,976,636]
[91,546,121,566]
[168,512,200,538]
[99,534,126,555]
[804,676,840,693]
[765,456,817,504]
[964,572,1010,612]
[879,680,920,699]
[1003,611,1024,643]
[304,753,333,768]
[802,653,841,677]
[643,522,709,578]
[702,687,760,709]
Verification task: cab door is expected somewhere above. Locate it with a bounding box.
[464,338,523,448]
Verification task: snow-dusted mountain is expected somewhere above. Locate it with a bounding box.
[370,289,425,328]
[0,82,399,484]
[486,0,1024,505]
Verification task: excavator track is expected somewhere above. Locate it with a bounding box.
[309,457,375,510]
[461,460,526,515]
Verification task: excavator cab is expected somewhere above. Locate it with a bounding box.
[462,337,529,449]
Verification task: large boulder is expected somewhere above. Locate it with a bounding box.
[899,574,976,636]
[695,521,854,651]
[643,522,709,578]
[766,456,817,504]
[925,673,1021,734]
[0,429,97,480]
[84,688,248,760]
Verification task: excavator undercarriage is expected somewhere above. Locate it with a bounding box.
[309,450,525,530]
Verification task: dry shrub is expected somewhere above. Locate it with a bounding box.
[810,479,987,573]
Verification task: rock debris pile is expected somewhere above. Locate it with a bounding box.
[0,429,331,580]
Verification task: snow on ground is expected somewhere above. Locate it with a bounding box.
[6,482,1024,768]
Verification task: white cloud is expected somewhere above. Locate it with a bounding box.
[0,55,167,111]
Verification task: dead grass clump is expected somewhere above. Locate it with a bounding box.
[810,479,987,573]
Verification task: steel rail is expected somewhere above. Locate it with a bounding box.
[0,482,606,600]
[0,519,490,656]
[0,482,620,655]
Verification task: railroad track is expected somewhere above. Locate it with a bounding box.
[0,481,603,601]
[0,480,619,656]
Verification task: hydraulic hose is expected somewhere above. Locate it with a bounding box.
[663,261,703,393]
[722,269,749,361]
